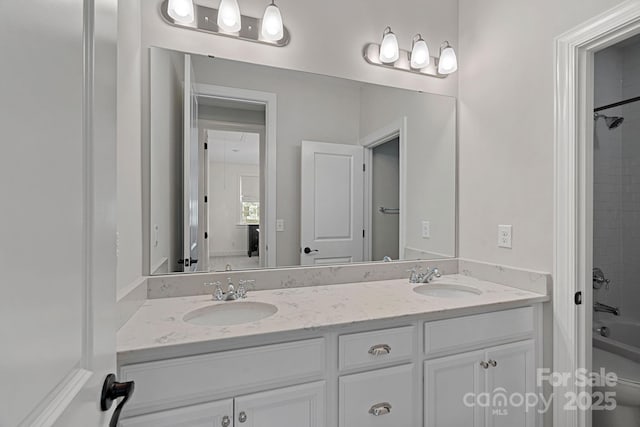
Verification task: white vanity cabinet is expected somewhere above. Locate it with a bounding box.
[423,307,538,427]
[118,304,542,427]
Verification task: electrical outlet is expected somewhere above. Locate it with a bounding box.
[422,221,431,239]
[276,219,285,232]
[498,225,512,249]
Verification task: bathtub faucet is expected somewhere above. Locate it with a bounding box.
[594,302,620,316]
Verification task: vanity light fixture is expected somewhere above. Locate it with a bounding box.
[160,0,290,47]
[217,0,242,33]
[379,27,400,64]
[261,0,284,41]
[364,28,457,78]
[410,34,430,69]
[167,0,195,24]
[437,41,458,74]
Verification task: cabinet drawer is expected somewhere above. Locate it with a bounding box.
[338,325,415,371]
[120,338,325,415]
[424,307,534,356]
[339,364,415,427]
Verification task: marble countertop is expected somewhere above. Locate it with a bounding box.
[117,274,549,363]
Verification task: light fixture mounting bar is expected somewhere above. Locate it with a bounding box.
[363,43,446,79]
[160,0,290,47]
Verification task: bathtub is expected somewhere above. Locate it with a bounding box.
[593,317,640,427]
[593,317,640,363]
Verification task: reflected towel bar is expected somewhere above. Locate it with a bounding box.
[379,207,400,214]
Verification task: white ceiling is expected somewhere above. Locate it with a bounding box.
[207,129,260,165]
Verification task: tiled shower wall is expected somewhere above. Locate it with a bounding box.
[594,39,640,323]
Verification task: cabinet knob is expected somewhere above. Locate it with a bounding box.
[488,359,497,367]
[238,411,247,423]
[368,344,392,356]
[480,361,489,369]
[369,402,392,416]
[221,415,231,427]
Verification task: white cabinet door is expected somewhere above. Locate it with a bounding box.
[235,381,326,427]
[120,400,234,427]
[424,351,485,427]
[485,340,535,427]
[339,364,416,427]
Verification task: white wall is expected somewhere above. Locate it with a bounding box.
[149,48,184,274]
[117,0,143,290]
[360,85,457,258]
[209,162,259,256]
[457,0,625,272]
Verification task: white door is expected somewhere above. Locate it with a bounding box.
[424,351,486,427]
[120,399,234,427]
[485,340,536,427]
[0,0,119,426]
[234,381,326,427]
[300,141,364,266]
[183,54,199,271]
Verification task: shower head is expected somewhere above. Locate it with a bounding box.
[594,113,625,129]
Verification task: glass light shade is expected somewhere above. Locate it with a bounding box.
[379,29,399,64]
[410,38,430,69]
[438,44,458,74]
[217,0,242,33]
[261,2,283,41]
[167,0,194,24]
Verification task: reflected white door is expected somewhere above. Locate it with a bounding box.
[0,0,118,425]
[300,141,364,266]
[183,54,199,271]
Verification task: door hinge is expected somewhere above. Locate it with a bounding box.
[363,163,366,172]
[574,291,582,305]
[363,229,365,238]
[204,142,208,150]
[204,195,208,203]
[204,232,208,239]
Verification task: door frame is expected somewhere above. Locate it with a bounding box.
[361,117,407,261]
[193,83,277,268]
[554,2,640,426]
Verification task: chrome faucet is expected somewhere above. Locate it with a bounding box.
[594,302,620,316]
[408,267,441,284]
[205,278,249,301]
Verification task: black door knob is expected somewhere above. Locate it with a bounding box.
[303,247,318,254]
[101,374,135,427]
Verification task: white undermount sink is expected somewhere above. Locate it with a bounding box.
[414,283,482,298]
[183,301,278,326]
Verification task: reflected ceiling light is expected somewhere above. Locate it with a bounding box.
[167,0,194,24]
[217,0,242,33]
[261,0,284,41]
[410,34,430,69]
[379,27,400,64]
[437,41,458,75]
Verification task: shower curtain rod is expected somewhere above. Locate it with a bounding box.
[594,95,640,112]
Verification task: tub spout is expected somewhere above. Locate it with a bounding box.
[594,302,620,316]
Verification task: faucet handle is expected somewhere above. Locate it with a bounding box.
[205,281,224,300]
[237,280,247,299]
[431,268,441,279]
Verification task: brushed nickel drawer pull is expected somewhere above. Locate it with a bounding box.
[488,359,497,367]
[368,344,391,356]
[369,402,392,416]
[480,360,489,369]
